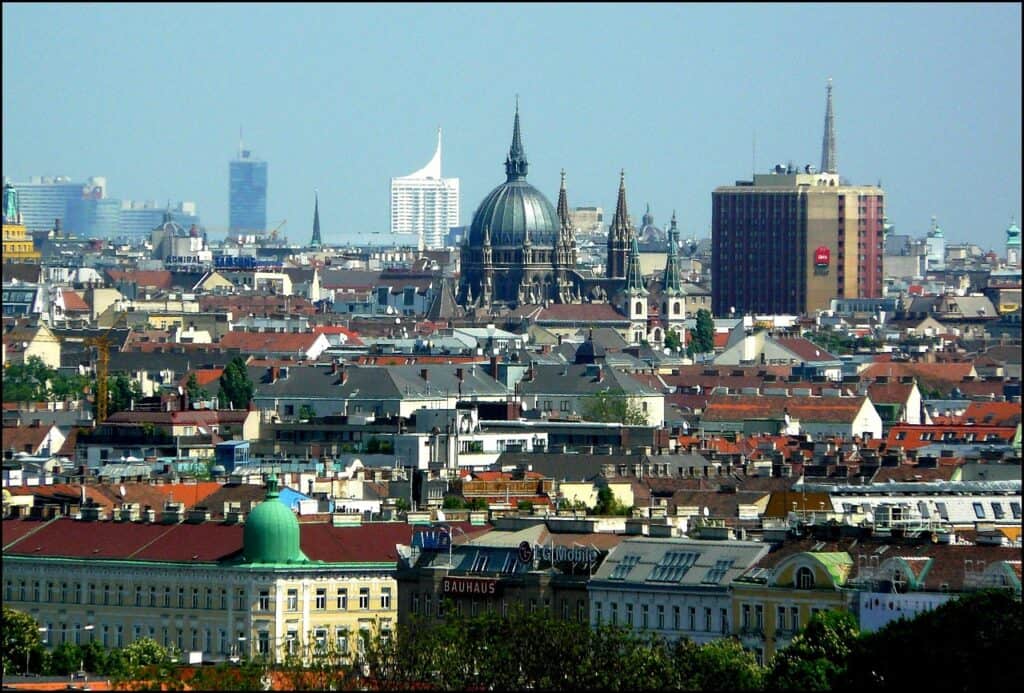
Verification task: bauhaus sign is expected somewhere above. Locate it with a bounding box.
[442,576,501,597]
[814,246,831,266]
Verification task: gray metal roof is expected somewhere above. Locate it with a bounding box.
[590,537,769,588]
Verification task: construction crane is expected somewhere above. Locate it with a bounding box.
[86,312,129,424]
[268,219,287,241]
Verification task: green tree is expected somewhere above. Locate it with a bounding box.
[581,388,648,425]
[298,404,316,421]
[687,308,715,355]
[47,641,83,676]
[185,371,209,405]
[1,606,44,675]
[121,637,169,670]
[107,373,143,416]
[218,356,254,409]
[467,497,489,511]
[767,609,859,691]
[394,497,411,512]
[846,589,1023,691]
[684,638,764,691]
[1,355,54,402]
[664,329,683,352]
[517,499,535,512]
[593,485,632,516]
[442,495,467,510]
[50,371,91,402]
[80,639,109,674]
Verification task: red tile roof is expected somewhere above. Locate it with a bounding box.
[61,289,90,312]
[774,337,838,362]
[312,325,364,345]
[218,331,323,354]
[703,393,867,424]
[105,269,173,290]
[885,423,1017,449]
[960,401,1022,427]
[861,362,976,392]
[2,424,56,455]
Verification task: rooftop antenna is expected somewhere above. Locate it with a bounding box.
[238,126,244,158]
[752,130,757,178]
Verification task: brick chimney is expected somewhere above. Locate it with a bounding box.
[339,363,348,385]
[490,355,499,379]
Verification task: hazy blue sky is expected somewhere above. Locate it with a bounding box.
[3,3,1021,250]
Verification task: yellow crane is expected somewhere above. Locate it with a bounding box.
[86,312,129,424]
[268,219,287,241]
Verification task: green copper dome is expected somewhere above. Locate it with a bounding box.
[468,103,559,248]
[243,475,308,564]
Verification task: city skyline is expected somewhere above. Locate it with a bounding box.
[2,3,1020,249]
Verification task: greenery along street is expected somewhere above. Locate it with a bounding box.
[4,590,1020,690]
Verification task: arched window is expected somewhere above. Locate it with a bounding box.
[673,302,681,315]
[635,301,643,314]
[796,566,815,589]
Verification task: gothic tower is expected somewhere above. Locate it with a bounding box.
[624,233,648,344]
[607,171,632,279]
[661,211,686,337]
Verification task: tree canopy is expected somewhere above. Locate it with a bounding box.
[581,388,648,425]
[687,308,714,356]
[218,356,254,409]
[2,606,45,675]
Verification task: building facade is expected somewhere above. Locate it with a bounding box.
[2,477,404,665]
[4,176,105,233]
[2,184,41,263]
[712,82,884,316]
[230,148,268,236]
[390,129,460,250]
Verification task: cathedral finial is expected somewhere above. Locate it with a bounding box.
[820,78,837,175]
[556,169,571,233]
[505,99,528,181]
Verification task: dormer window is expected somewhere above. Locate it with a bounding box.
[796,566,815,589]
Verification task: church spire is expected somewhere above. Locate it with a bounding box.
[556,169,571,232]
[662,211,682,295]
[310,191,322,249]
[505,97,528,181]
[625,234,647,296]
[611,170,630,235]
[820,78,837,174]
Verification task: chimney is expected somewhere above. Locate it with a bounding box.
[331,360,338,375]
[490,355,499,379]
[186,507,211,523]
[142,506,157,523]
[597,365,604,382]
[339,363,348,385]
[456,367,464,382]
[31,418,42,428]
[162,502,185,524]
[420,368,429,381]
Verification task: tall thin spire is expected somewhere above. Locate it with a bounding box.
[505,97,528,181]
[310,191,322,249]
[820,78,837,174]
[556,169,571,232]
[611,170,630,234]
[607,170,632,279]
[625,234,647,295]
[662,211,682,294]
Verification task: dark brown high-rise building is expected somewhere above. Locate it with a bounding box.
[711,81,884,316]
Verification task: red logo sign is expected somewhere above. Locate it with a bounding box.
[814,246,831,266]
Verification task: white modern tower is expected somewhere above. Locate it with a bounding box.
[390,128,460,250]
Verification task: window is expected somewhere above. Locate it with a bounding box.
[192,588,200,609]
[359,587,370,610]
[972,502,986,519]
[1011,502,1022,519]
[688,606,696,631]
[425,595,432,618]
[412,593,419,615]
[205,588,213,610]
[287,589,298,611]
[257,631,270,656]
[258,590,270,611]
[150,587,157,607]
[610,554,643,580]
[991,502,1005,520]
[721,608,728,634]
[316,588,327,610]
[177,587,185,608]
[220,589,228,610]
[741,603,751,630]
[335,627,349,654]
[796,566,815,589]
[135,586,143,607]
[790,606,799,630]
[755,605,763,631]
[595,601,603,624]
[471,553,489,572]
[626,603,634,626]
[380,587,391,610]
[705,607,713,631]
[337,587,348,610]
[611,602,619,624]
[673,605,680,630]
[777,605,787,632]
[641,604,649,629]
[657,605,665,629]
[577,600,586,624]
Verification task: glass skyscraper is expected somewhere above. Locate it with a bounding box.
[391,129,459,250]
[5,176,104,233]
[229,149,268,235]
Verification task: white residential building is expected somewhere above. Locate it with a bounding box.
[390,129,459,250]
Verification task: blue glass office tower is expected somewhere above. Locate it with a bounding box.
[229,149,267,235]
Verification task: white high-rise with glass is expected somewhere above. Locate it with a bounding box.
[390,129,459,250]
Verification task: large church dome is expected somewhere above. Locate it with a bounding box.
[468,105,559,248]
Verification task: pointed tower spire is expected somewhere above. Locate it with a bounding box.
[662,211,682,295]
[556,169,571,232]
[612,170,630,233]
[310,191,322,249]
[505,97,528,181]
[820,78,837,174]
[625,234,647,296]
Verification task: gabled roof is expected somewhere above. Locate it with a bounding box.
[961,401,1022,427]
[105,269,173,290]
[2,424,58,455]
[219,331,325,355]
